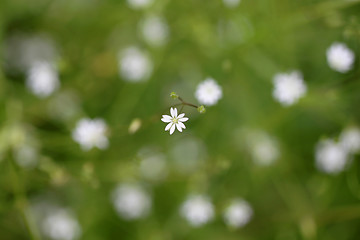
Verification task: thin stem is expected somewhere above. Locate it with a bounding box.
[177,97,199,108]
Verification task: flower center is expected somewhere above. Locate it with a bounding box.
[172,117,178,124]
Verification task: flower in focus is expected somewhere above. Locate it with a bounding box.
[339,127,360,154]
[41,208,81,240]
[111,183,152,220]
[223,199,253,228]
[223,0,241,8]
[161,107,188,135]
[315,139,348,174]
[326,42,354,73]
[26,61,60,98]
[72,118,108,151]
[272,71,307,106]
[195,78,223,106]
[118,47,153,82]
[127,0,153,9]
[180,194,214,227]
[140,16,169,47]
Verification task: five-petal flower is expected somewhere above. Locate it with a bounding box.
[161,107,189,135]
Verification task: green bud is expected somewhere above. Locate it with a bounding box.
[197,105,206,114]
[170,92,179,99]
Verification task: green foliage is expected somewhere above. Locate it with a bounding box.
[0,0,360,240]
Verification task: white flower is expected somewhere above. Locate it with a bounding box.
[223,199,253,228]
[315,139,348,174]
[14,144,38,169]
[339,127,360,154]
[72,118,108,151]
[140,16,169,47]
[326,42,355,73]
[195,78,223,106]
[223,0,241,8]
[127,0,153,9]
[272,71,307,106]
[246,130,280,166]
[161,107,189,135]
[119,47,153,82]
[26,61,60,98]
[4,34,58,72]
[41,209,81,240]
[139,153,168,181]
[111,183,152,220]
[180,195,214,227]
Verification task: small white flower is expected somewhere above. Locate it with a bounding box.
[272,71,307,106]
[26,61,60,98]
[195,78,223,106]
[111,183,152,220]
[119,47,153,82]
[315,139,348,174]
[14,144,38,169]
[72,118,108,151]
[161,107,189,135]
[339,127,360,154]
[246,130,280,166]
[42,208,81,240]
[127,0,153,9]
[223,0,241,8]
[223,199,253,228]
[180,195,214,227]
[139,153,168,181]
[140,16,169,47]
[326,42,355,73]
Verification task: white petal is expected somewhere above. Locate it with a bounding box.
[178,122,186,129]
[170,107,175,117]
[165,123,173,131]
[179,117,189,122]
[176,123,183,132]
[161,117,172,123]
[178,113,185,118]
[162,115,172,120]
[173,108,178,117]
[170,124,176,135]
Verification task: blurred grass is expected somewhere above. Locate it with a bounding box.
[0,0,360,239]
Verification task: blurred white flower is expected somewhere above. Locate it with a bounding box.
[246,130,280,166]
[139,153,168,181]
[223,0,241,8]
[326,42,354,73]
[72,118,108,151]
[315,139,348,174]
[119,47,153,82]
[195,78,223,106]
[161,107,189,135]
[26,61,60,98]
[140,16,169,47]
[170,137,207,173]
[339,127,360,154]
[223,199,253,228]
[180,195,214,227]
[42,208,81,240]
[127,0,153,9]
[13,144,39,169]
[272,71,307,106]
[4,34,58,72]
[111,183,152,220]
